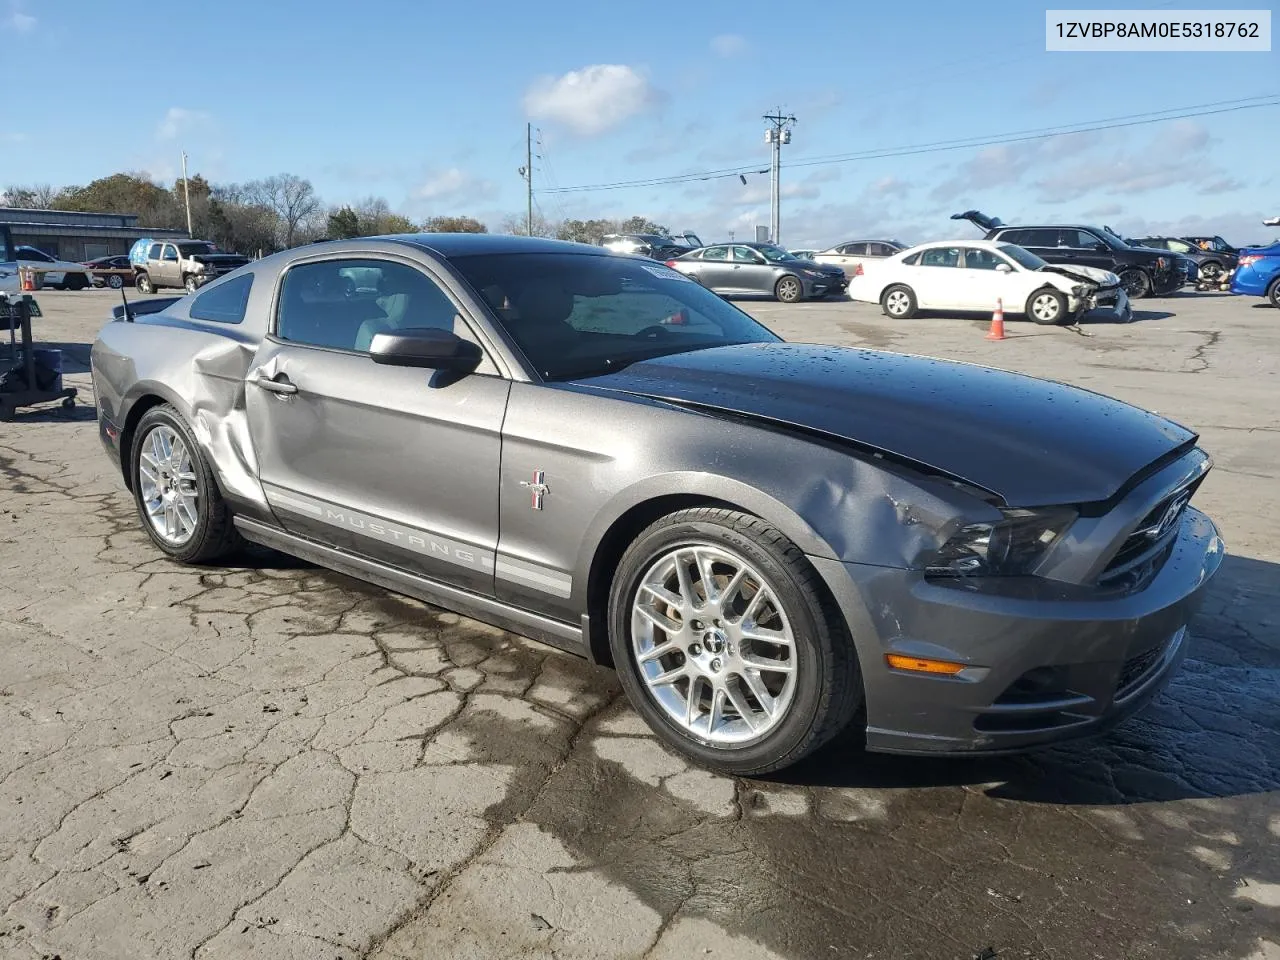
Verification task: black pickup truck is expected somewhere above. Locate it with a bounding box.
[952,210,1185,298]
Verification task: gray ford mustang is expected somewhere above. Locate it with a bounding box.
[91,234,1224,775]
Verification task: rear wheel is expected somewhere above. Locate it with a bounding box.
[774,275,803,303]
[881,284,917,319]
[1027,288,1067,325]
[136,272,154,294]
[1198,261,1223,283]
[1119,268,1150,299]
[608,507,862,776]
[107,273,125,290]
[131,404,241,563]
[1269,278,1280,309]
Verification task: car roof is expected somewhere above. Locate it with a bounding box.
[991,224,1105,232]
[389,233,610,258]
[904,239,1013,250]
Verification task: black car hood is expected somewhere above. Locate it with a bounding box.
[578,343,1196,507]
[192,253,249,265]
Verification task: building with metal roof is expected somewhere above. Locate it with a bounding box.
[0,208,187,262]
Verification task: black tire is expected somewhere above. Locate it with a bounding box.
[66,274,89,291]
[108,274,125,290]
[1026,287,1068,325]
[130,404,241,564]
[183,275,199,295]
[774,275,803,303]
[607,507,863,776]
[61,397,75,411]
[136,272,154,294]
[880,284,917,319]
[1269,278,1280,309]
[1119,268,1150,299]
[1198,261,1223,283]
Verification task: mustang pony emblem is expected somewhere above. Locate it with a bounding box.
[520,470,550,510]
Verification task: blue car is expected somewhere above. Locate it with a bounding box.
[1230,241,1280,307]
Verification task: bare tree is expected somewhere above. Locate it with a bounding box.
[244,174,321,248]
[2,183,62,208]
[499,211,557,238]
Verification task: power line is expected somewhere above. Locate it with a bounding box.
[539,96,1278,195]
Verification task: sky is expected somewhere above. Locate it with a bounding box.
[1,0,1276,249]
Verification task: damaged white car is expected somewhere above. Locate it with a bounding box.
[846,239,1130,325]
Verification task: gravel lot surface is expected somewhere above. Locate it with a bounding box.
[1,288,1276,960]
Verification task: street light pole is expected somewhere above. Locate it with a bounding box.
[763,111,796,245]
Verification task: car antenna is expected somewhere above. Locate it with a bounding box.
[119,286,134,322]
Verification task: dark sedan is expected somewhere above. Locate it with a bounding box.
[667,242,847,302]
[86,255,135,289]
[90,234,1223,774]
[1131,237,1235,284]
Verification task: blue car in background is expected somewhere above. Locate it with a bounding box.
[1230,236,1280,307]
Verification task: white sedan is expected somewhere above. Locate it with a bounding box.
[846,239,1130,325]
[12,246,95,290]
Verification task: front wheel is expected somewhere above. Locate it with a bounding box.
[881,284,917,319]
[1269,278,1280,309]
[1198,261,1223,283]
[1119,268,1150,299]
[131,404,241,563]
[66,274,89,291]
[774,275,803,303]
[1027,288,1068,325]
[184,275,199,295]
[607,507,862,776]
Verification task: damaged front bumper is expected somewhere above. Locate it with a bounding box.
[811,507,1224,756]
[1070,286,1131,323]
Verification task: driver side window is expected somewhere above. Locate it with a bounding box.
[962,248,1006,270]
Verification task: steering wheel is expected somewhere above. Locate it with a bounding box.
[634,324,675,339]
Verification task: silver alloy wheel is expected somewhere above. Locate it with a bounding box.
[108,274,124,289]
[885,290,910,316]
[185,276,198,294]
[777,277,801,302]
[1031,292,1061,322]
[631,543,798,746]
[1199,262,1222,282]
[137,424,199,546]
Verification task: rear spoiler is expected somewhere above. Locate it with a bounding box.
[112,296,182,321]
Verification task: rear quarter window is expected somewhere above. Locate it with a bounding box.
[189,273,254,324]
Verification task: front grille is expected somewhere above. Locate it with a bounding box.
[1116,645,1162,696]
[1098,472,1205,587]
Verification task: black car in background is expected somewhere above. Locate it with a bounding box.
[85,255,135,289]
[952,211,1185,298]
[1130,237,1236,284]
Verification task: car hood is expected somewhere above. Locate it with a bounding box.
[191,253,249,265]
[576,343,1196,507]
[796,259,844,275]
[1039,264,1118,286]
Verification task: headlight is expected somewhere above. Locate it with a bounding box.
[1070,284,1086,296]
[925,508,1076,577]
[803,269,824,278]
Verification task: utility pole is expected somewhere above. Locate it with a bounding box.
[523,123,533,236]
[763,110,796,245]
[180,151,193,238]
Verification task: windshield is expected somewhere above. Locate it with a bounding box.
[178,242,218,257]
[997,243,1048,270]
[754,244,798,263]
[1098,228,1128,249]
[449,252,780,381]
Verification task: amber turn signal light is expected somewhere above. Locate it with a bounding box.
[885,654,967,675]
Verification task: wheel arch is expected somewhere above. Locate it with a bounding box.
[118,385,189,492]
[578,476,837,666]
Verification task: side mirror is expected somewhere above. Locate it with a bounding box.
[995,262,1013,273]
[369,327,482,372]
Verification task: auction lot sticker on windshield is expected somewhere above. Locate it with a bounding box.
[1046,10,1270,51]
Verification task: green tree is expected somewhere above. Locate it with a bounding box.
[327,206,361,239]
[557,218,616,245]
[420,215,487,234]
[616,215,669,236]
[56,173,180,226]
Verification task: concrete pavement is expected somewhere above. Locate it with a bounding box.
[0,289,1276,960]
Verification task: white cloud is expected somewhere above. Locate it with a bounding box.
[156,107,211,141]
[5,1,35,32]
[412,168,497,206]
[710,34,749,57]
[524,64,658,137]
[2,131,27,144]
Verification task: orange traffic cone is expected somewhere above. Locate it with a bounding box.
[19,267,34,292]
[985,297,1006,341]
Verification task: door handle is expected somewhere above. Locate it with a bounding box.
[248,369,298,395]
